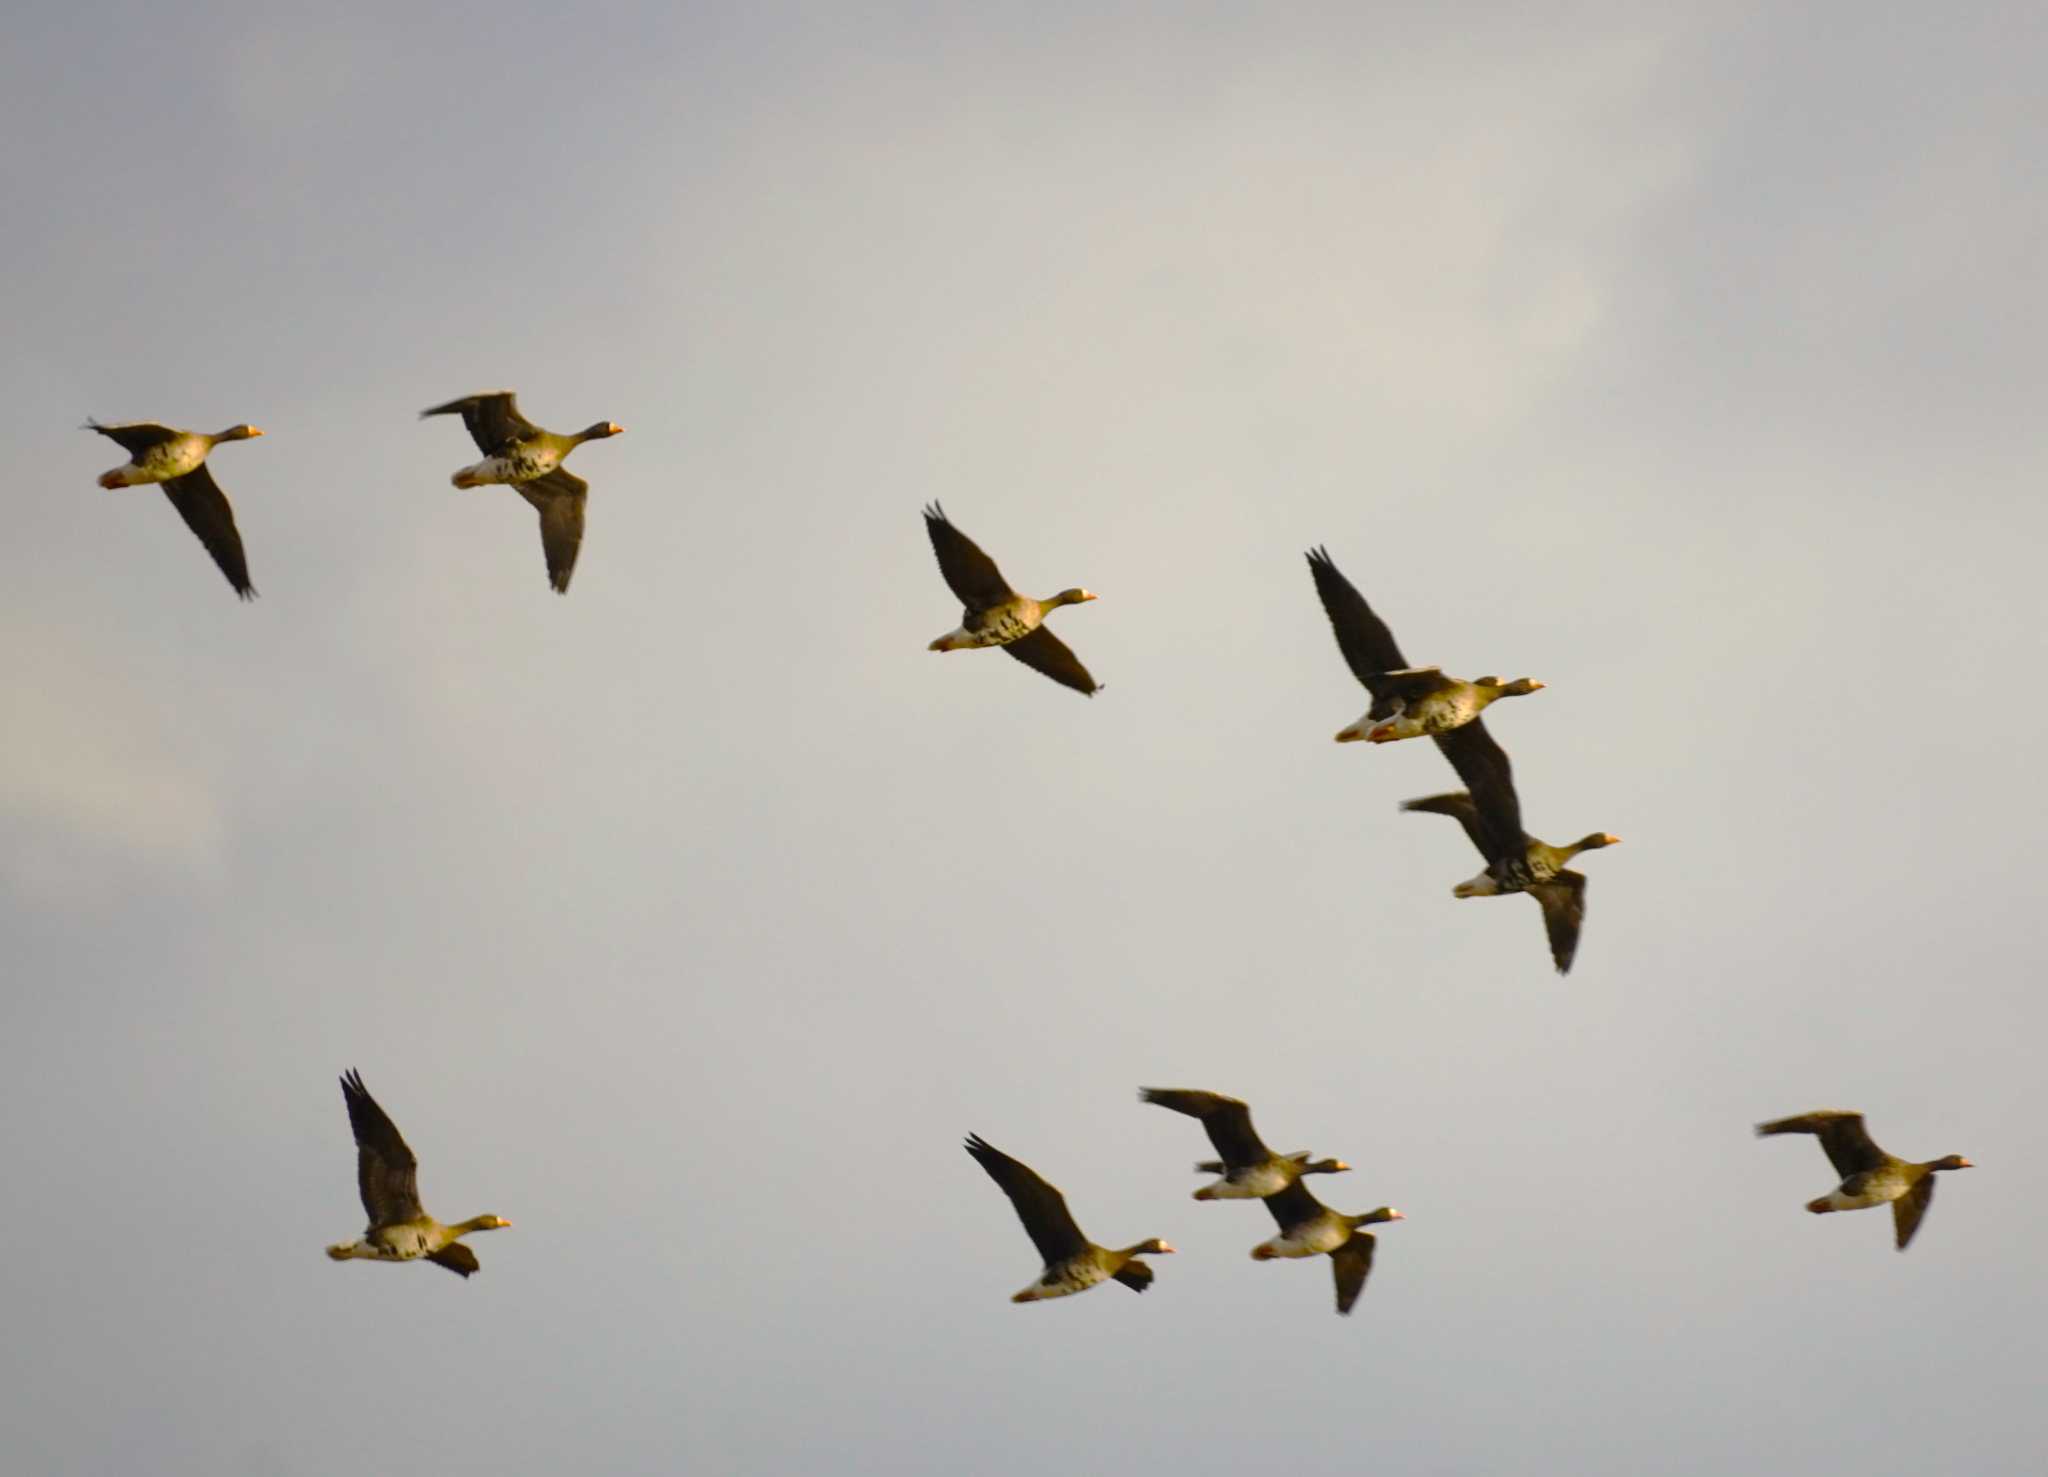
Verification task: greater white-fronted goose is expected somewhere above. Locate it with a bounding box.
[1306,546,1541,744]
[1400,789,1620,974]
[1251,1180,1403,1316]
[86,419,263,599]
[421,392,624,593]
[1755,1110,1973,1250]
[325,1070,510,1277]
[964,1134,1173,1302]
[924,503,1101,696]
[1138,1088,1350,1200]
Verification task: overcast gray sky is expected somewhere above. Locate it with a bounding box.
[4,3,2046,1474]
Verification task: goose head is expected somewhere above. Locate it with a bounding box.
[1046,588,1097,609]
[1349,1206,1404,1228]
[577,421,626,442]
[1127,1238,1176,1256]
[213,424,264,442]
[1301,1156,1352,1177]
[1928,1155,1974,1172]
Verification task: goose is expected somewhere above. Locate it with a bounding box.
[86,419,263,599]
[1755,1111,1972,1250]
[326,1070,510,1277]
[421,392,623,593]
[1138,1088,1350,1200]
[924,503,1101,696]
[1401,790,1619,973]
[964,1134,1173,1302]
[1305,546,1541,743]
[1251,1180,1403,1316]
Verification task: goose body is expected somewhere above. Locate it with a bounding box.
[1305,547,1541,744]
[326,1070,510,1277]
[422,391,623,594]
[1250,1180,1403,1315]
[964,1134,1173,1302]
[86,419,263,599]
[1138,1088,1349,1200]
[1755,1110,1972,1250]
[923,503,1101,696]
[1401,790,1619,974]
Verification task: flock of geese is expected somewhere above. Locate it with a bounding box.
[84,399,1976,1312]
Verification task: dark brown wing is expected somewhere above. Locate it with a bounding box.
[421,392,541,455]
[1432,721,1527,871]
[923,503,1016,611]
[1754,1111,1888,1179]
[1892,1175,1935,1251]
[514,468,587,593]
[1111,1260,1155,1293]
[1531,871,1588,974]
[1139,1088,1274,1169]
[159,465,255,600]
[1003,626,1101,696]
[1305,547,1409,690]
[1400,792,1489,855]
[427,1243,481,1278]
[1262,1179,1326,1235]
[340,1070,424,1228]
[85,419,181,456]
[1330,1232,1378,1315]
[964,1134,1090,1266]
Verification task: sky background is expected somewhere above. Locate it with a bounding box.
[4,3,2045,1473]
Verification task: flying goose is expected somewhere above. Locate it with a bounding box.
[964,1134,1173,1302]
[1251,1180,1404,1316]
[1755,1111,1972,1250]
[1401,790,1620,974]
[1305,546,1541,744]
[924,503,1101,696]
[326,1070,510,1277]
[86,419,263,599]
[421,391,624,593]
[1138,1088,1350,1200]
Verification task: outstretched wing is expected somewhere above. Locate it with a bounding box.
[421,392,541,455]
[1892,1175,1935,1251]
[514,468,588,593]
[1305,547,1410,692]
[85,419,181,456]
[1003,626,1101,697]
[1531,871,1588,974]
[1261,1179,1325,1235]
[923,503,1016,610]
[1139,1088,1274,1169]
[1400,792,1489,856]
[427,1244,481,1278]
[340,1070,424,1228]
[964,1134,1090,1266]
[1431,721,1527,872]
[159,465,256,600]
[1330,1232,1378,1315]
[1754,1111,1888,1180]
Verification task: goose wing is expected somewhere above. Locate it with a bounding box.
[1431,721,1528,874]
[1003,626,1101,696]
[86,419,182,456]
[1754,1111,1888,1179]
[1261,1178,1325,1235]
[1305,546,1410,690]
[427,1244,481,1278]
[1892,1174,1935,1251]
[1400,792,1489,854]
[340,1070,424,1228]
[964,1134,1090,1265]
[1330,1232,1378,1315]
[159,464,255,600]
[1139,1088,1274,1169]
[923,503,1016,610]
[421,392,541,456]
[514,467,587,593]
[1532,871,1588,974]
